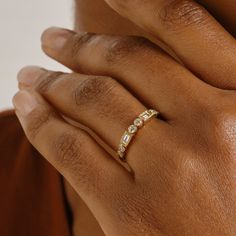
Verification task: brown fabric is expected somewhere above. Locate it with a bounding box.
[0,110,71,236]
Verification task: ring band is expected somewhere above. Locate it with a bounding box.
[117,109,159,161]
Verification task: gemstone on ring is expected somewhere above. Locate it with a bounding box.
[139,109,159,122]
[121,131,133,147]
[134,117,143,127]
[128,125,138,134]
[117,109,159,161]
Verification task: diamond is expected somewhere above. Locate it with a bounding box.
[139,109,158,122]
[128,125,138,134]
[121,131,133,147]
[134,118,143,127]
[139,110,151,122]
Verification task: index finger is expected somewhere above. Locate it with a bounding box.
[104,0,236,89]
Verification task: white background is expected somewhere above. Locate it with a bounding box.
[0,0,73,110]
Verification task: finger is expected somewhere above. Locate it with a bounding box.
[17,66,171,170]
[197,0,236,36]
[12,89,129,204]
[101,0,236,90]
[41,27,214,120]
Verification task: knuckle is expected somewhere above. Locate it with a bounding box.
[71,32,96,59]
[72,75,131,127]
[36,71,64,93]
[197,91,236,155]
[199,100,227,132]
[73,76,118,109]
[105,36,148,64]
[159,0,208,32]
[210,108,236,138]
[73,76,130,125]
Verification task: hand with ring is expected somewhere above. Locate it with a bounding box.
[13,0,236,235]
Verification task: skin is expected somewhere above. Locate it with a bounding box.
[13,0,236,235]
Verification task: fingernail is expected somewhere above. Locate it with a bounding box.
[12,90,38,117]
[17,66,46,87]
[41,27,73,51]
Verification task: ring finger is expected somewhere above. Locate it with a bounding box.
[17,67,170,170]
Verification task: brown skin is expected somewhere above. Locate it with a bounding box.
[197,0,236,36]
[74,0,236,37]
[71,4,236,234]
[14,0,236,235]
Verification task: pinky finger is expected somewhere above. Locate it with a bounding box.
[12,89,129,204]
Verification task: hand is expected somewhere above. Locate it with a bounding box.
[14,1,236,235]
[101,0,236,90]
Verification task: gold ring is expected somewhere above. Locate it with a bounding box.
[117,109,159,162]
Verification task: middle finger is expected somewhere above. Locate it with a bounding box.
[42,28,214,120]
